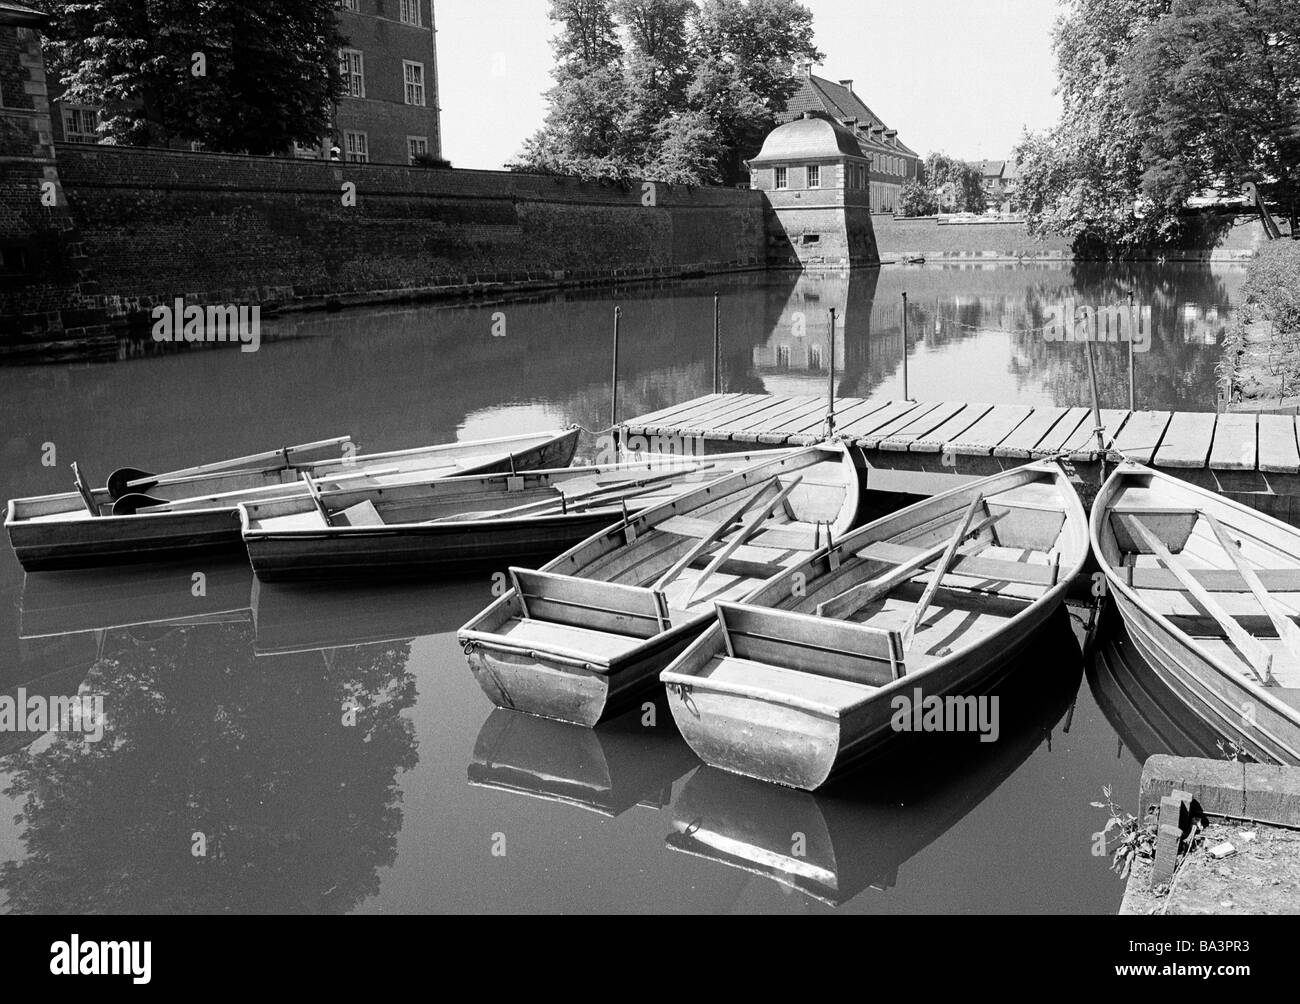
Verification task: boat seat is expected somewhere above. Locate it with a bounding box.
[856,541,1058,587]
[510,568,670,638]
[497,617,646,665]
[333,500,385,527]
[1125,566,1300,591]
[698,656,878,716]
[658,515,813,552]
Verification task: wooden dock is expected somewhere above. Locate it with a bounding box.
[621,394,1300,502]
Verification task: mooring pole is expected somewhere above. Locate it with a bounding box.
[1084,337,1106,453]
[901,292,910,401]
[826,307,837,436]
[713,291,721,394]
[1127,290,1136,412]
[611,306,621,433]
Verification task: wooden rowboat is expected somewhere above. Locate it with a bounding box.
[240,451,783,582]
[660,461,1088,790]
[5,429,579,571]
[1091,461,1300,764]
[457,444,865,727]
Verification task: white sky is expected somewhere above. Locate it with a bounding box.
[436,0,1064,169]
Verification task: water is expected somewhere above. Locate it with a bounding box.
[0,261,1244,913]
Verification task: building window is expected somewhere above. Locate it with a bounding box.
[776,346,791,369]
[806,164,820,189]
[339,0,360,10]
[340,49,365,98]
[61,105,100,144]
[407,136,429,163]
[403,61,426,107]
[810,345,823,370]
[774,166,788,190]
[400,0,422,25]
[344,131,369,163]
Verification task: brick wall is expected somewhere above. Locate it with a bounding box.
[38,144,767,331]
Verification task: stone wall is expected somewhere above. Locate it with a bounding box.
[44,144,768,327]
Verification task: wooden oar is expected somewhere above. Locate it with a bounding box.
[1121,515,1274,686]
[683,476,803,606]
[900,494,987,650]
[71,462,98,517]
[301,472,333,527]
[115,436,352,495]
[654,477,781,592]
[816,511,1004,620]
[1201,509,1300,670]
[111,492,172,516]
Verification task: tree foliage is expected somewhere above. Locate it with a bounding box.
[38,0,346,155]
[512,0,822,185]
[1014,0,1300,250]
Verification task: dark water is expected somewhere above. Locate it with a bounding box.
[0,262,1244,913]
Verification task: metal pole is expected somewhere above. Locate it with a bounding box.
[611,306,621,432]
[826,307,837,436]
[901,292,910,401]
[713,291,721,394]
[1084,337,1106,453]
[1127,290,1136,413]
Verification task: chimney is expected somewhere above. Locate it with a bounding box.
[801,62,814,78]
[839,79,854,91]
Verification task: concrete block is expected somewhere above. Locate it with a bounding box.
[1140,754,1300,828]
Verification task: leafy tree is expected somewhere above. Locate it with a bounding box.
[918,153,986,213]
[898,179,937,217]
[38,0,346,155]
[1123,0,1300,231]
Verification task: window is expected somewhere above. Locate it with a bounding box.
[806,164,820,189]
[339,0,360,10]
[61,105,100,143]
[403,61,426,106]
[344,131,369,163]
[400,0,422,25]
[809,345,823,370]
[776,346,791,368]
[340,49,365,98]
[407,136,429,163]
[774,166,788,190]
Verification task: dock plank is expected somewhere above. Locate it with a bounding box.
[752,399,842,443]
[1258,414,1300,474]
[1110,410,1173,464]
[626,393,729,431]
[1208,412,1258,471]
[858,401,944,449]
[671,394,770,433]
[993,406,1073,459]
[948,404,1034,456]
[880,401,969,451]
[1154,411,1217,469]
[723,395,820,434]
[686,395,794,434]
[1027,407,1091,457]
[823,397,894,436]
[840,401,927,445]
[910,403,994,453]
[1062,409,1131,461]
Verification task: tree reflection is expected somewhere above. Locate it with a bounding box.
[0,622,417,914]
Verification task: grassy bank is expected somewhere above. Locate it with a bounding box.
[1221,241,1300,409]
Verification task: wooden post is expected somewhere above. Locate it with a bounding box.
[1127,291,1136,412]
[901,292,910,401]
[713,291,721,394]
[611,306,621,431]
[1084,336,1106,453]
[826,307,837,436]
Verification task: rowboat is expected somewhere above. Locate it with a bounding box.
[458,443,865,727]
[1091,461,1300,764]
[666,616,1080,905]
[240,451,783,582]
[5,429,579,571]
[660,460,1088,790]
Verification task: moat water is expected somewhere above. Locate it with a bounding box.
[0,261,1243,913]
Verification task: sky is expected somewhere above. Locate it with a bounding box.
[436,0,1065,170]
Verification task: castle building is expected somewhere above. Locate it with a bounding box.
[778,68,920,214]
[49,0,443,166]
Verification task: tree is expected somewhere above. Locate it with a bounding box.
[898,179,937,217]
[40,0,346,155]
[922,153,986,213]
[1123,0,1300,231]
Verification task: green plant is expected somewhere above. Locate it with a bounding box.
[1093,784,1157,879]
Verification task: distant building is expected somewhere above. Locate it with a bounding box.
[49,0,444,166]
[777,67,921,214]
[978,159,1019,211]
[747,113,880,268]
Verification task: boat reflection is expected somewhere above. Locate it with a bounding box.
[1086,605,1226,762]
[468,697,700,818]
[663,608,1084,907]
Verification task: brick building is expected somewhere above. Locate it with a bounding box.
[48,0,444,167]
[747,113,880,267]
[778,67,920,214]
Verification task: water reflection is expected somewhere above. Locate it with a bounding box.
[665,608,1084,907]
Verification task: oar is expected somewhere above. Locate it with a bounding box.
[653,477,782,593]
[683,476,803,606]
[900,494,987,650]
[71,462,99,517]
[301,472,333,527]
[109,436,352,498]
[111,492,172,516]
[1121,515,1274,686]
[1201,509,1300,670]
